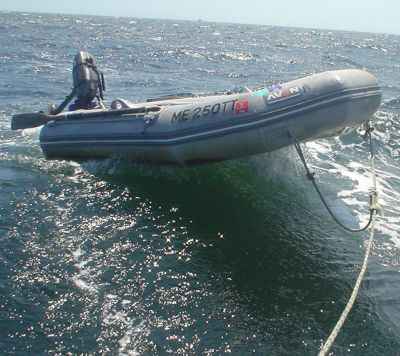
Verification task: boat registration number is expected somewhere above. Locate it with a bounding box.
[171,99,249,123]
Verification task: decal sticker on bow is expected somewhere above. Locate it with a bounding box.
[267,85,303,103]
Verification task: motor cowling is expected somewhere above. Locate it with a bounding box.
[72,51,105,108]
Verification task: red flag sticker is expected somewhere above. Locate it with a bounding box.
[235,100,249,114]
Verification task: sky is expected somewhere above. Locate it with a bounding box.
[0,0,399,35]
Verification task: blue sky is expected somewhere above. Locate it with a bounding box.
[1,0,398,35]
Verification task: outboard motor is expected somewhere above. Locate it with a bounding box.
[49,51,106,114]
[70,51,105,110]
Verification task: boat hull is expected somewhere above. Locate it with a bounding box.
[40,69,382,165]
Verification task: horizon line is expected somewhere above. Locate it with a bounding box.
[0,9,398,37]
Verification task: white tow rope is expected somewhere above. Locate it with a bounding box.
[318,215,376,356]
[292,122,380,356]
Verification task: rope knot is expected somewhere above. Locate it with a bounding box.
[369,189,382,216]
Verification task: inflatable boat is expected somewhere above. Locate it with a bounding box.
[12,69,381,165]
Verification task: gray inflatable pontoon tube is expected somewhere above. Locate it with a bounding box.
[39,69,382,165]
